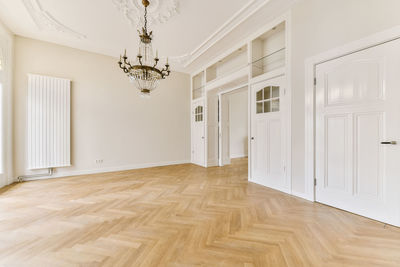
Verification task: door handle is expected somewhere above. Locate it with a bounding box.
[251,137,255,140]
[381,141,397,145]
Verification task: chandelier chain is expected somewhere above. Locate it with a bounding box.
[144,5,148,34]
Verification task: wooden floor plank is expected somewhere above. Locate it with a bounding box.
[0,158,399,266]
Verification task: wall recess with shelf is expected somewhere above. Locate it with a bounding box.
[251,22,286,78]
[206,45,248,83]
[192,71,205,100]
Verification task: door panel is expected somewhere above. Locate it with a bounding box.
[268,119,282,185]
[250,76,288,192]
[252,119,267,179]
[316,38,400,226]
[325,115,350,192]
[354,112,383,199]
[325,58,383,105]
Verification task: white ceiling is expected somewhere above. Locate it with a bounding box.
[0,0,296,73]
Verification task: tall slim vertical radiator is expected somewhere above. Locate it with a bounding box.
[27,74,71,170]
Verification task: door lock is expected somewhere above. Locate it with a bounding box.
[251,137,255,140]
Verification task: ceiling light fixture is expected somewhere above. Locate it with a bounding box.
[118,0,170,96]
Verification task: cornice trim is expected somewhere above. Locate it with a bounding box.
[183,0,270,67]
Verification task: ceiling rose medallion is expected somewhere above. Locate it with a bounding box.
[118,0,171,96]
[112,0,179,28]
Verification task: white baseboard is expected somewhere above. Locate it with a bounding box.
[207,159,219,167]
[249,176,314,202]
[291,190,314,202]
[230,153,248,159]
[17,159,190,181]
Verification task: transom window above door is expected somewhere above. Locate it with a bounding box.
[194,106,203,122]
[256,86,280,114]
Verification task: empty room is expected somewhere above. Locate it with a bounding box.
[1,0,400,266]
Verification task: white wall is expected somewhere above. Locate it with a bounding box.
[0,19,13,187]
[290,0,400,195]
[13,36,191,179]
[229,89,248,158]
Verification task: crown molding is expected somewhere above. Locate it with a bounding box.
[112,0,179,29]
[22,0,86,39]
[183,0,270,68]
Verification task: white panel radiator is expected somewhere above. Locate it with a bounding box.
[27,74,71,170]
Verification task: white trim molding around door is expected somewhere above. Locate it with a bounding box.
[304,25,400,202]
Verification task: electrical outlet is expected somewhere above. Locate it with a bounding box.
[95,159,103,164]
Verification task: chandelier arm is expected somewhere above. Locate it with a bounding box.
[161,68,171,78]
[153,58,159,68]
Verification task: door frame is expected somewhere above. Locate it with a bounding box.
[304,25,400,202]
[217,84,249,166]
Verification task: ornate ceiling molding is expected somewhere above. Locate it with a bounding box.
[112,0,179,29]
[168,53,191,65]
[22,0,86,39]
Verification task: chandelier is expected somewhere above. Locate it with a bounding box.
[118,0,171,96]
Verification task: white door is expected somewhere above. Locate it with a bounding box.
[250,76,288,192]
[192,100,205,167]
[219,94,230,166]
[315,38,400,226]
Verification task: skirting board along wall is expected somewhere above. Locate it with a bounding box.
[230,154,248,159]
[19,160,190,181]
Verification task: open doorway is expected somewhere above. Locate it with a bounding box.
[218,86,248,166]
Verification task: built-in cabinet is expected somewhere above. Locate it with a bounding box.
[191,14,291,195]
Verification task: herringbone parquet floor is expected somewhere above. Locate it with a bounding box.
[0,158,399,267]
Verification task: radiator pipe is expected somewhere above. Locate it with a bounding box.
[17,168,54,182]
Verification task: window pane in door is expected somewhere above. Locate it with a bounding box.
[271,99,280,112]
[256,102,263,114]
[264,101,271,113]
[256,90,263,101]
[272,86,279,98]
[264,87,271,100]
